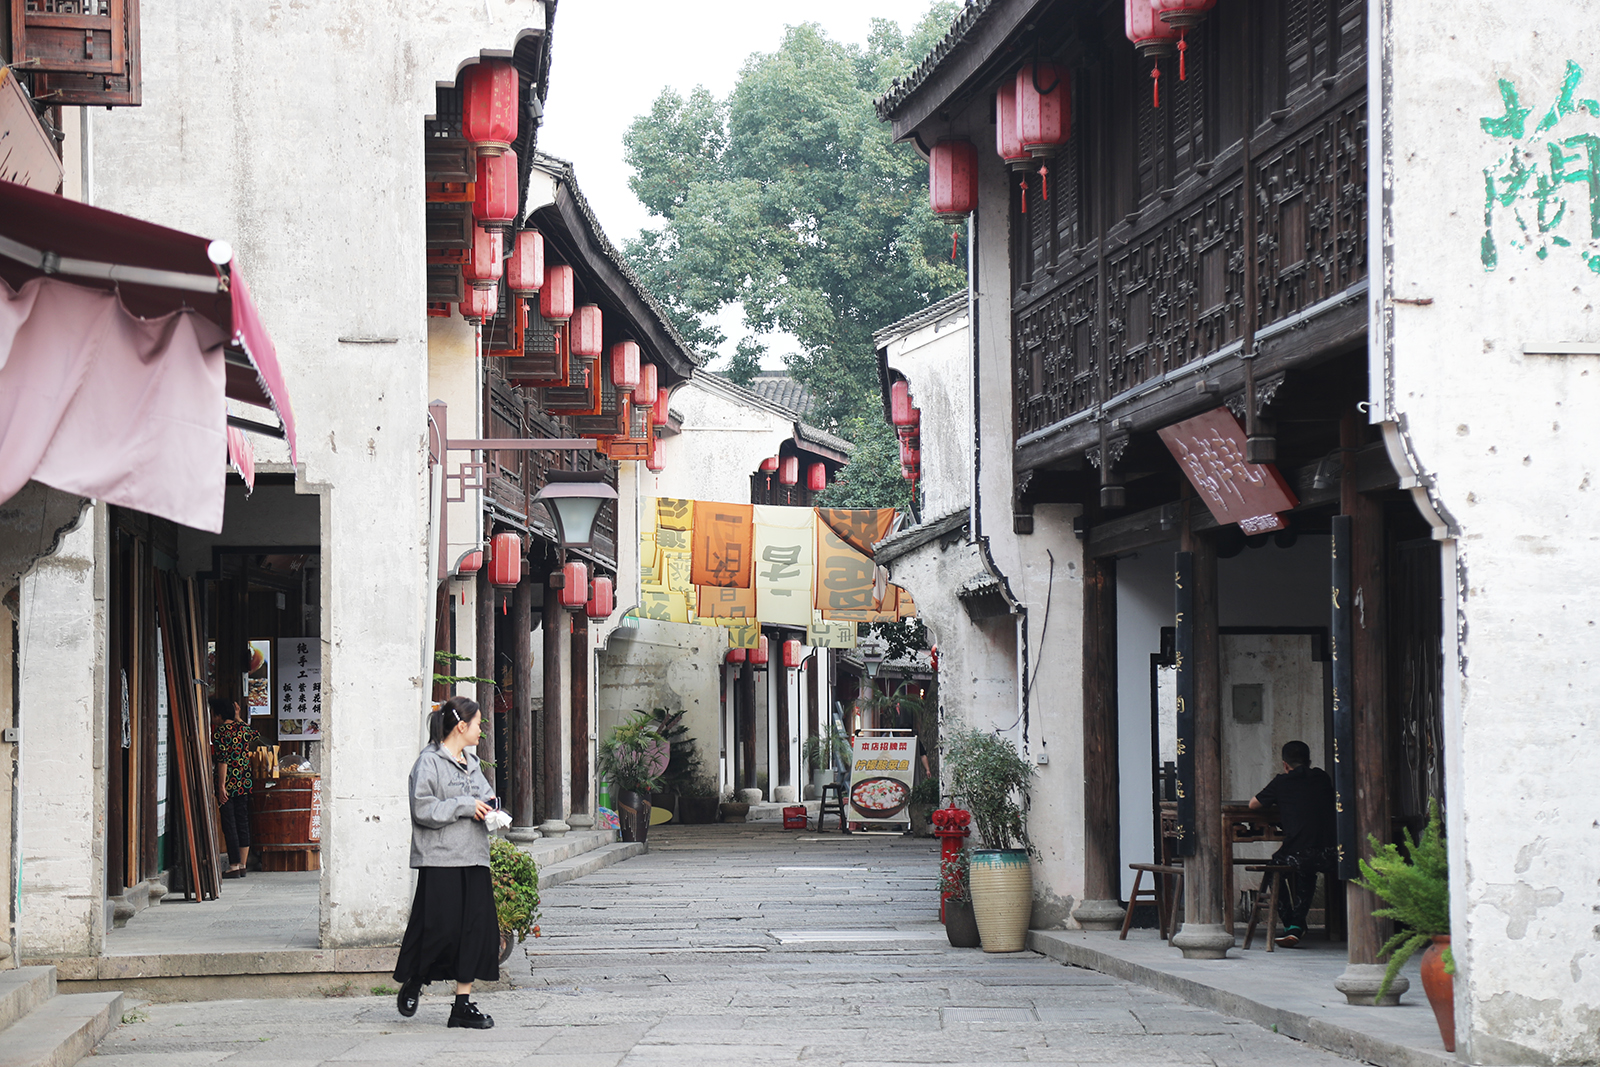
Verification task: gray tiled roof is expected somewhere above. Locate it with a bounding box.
[875,0,1000,120]
[745,371,816,419]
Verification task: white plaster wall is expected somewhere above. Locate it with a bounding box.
[428,313,484,575]
[16,509,106,959]
[83,1,548,947]
[656,380,794,505]
[595,619,723,787]
[1115,545,1176,899]
[1,600,15,963]
[885,309,971,521]
[1382,9,1600,1060]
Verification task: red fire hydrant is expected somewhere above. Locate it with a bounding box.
[932,804,972,922]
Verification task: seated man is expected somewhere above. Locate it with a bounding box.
[1249,739,1338,947]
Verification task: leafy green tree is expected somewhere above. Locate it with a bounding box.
[726,337,764,388]
[816,414,915,512]
[622,4,964,435]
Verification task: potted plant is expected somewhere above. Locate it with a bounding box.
[678,774,721,824]
[1356,798,1454,1050]
[718,786,750,823]
[490,837,540,964]
[597,712,667,844]
[645,706,701,820]
[942,727,1035,952]
[940,848,980,948]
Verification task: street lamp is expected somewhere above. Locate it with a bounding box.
[531,470,618,551]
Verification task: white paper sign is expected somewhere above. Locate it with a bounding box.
[276,638,323,739]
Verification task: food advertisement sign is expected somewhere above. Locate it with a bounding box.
[276,638,323,739]
[245,639,272,717]
[848,734,918,826]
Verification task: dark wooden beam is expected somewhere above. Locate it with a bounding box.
[475,568,495,770]
[540,577,564,826]
[1076,554,1123,929]
[569,610,590,817]
[885,0,1038,143]
[511,578,534,827]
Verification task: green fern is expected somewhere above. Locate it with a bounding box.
[1354,798,1449,1003]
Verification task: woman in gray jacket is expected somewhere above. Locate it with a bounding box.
[393,695,499,1029]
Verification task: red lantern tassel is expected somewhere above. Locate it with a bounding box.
[1152,62,1161,108]
[1179,30,1188,81]
[503,597,507,615]
[951,230,960,261]
[1041,165,1049,202]
[1019,177,1028,214]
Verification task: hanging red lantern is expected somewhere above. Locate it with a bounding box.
[646,434,665,473]
[1153,0,1217,82]
[461,60,518,157]
[462,224,504,291]
[455,549,483,576]
[506,229,544,296]
[488,531,522,588]
[759,456,779,473]
[749,635,770,667]
[779,455,799,486]
[460,283,497,324]
[539,263,574,322]
[995,80,1032,171]
[586,576,614,619]
[807,462,827,492]
[560,561,588,609]
[727,647,747,664]
[899,435,916,466]
[474,148,518,232]
[890,380,915,426]
[1015,63,1070,158]
[652,386,670,426]
[571,304,603,358]
[1126,0,1181,108]
[632,361,658,408]
[782,639,802,669]
[929,139,978,220]
[909,407,922,434]
[610,341,641,390]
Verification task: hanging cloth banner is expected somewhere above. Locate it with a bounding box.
[639,586,690,623]
[816,508,895,556]
[815,521,878,615]
[896,586,917,619]
[657,496,694,531]
[753,504,815,627]
[690,501,755,588]
[808,610,857,649]
[697,584,756,622]
[661,549,693,595]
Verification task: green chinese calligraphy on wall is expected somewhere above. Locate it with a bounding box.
[1480,61,1600,272]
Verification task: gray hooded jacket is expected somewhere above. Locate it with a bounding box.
[407,742,495,868]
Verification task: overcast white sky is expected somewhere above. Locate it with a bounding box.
[538,0,944,368]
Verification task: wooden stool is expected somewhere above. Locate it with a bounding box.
[815,783,848,832]
[1243,864,1293,950]
[1122,863,1184,942]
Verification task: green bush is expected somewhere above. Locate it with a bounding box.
[1355,798,1450,1003]
[490,837,540,943]
[942,727,1033,852]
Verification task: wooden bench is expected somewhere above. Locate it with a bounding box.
[1122,863,1184,942]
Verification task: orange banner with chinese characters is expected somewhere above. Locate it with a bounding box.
[697,584,756,621]
[815,521,878,614]
[816,508,895,556]
[690,503,755,588]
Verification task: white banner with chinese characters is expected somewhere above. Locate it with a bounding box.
[276,638,323,739]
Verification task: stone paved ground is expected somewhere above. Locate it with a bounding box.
[89,825,1363,1066]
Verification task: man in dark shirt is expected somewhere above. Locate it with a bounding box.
[1249,739,1338,947]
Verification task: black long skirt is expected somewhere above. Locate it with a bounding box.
[393,865,500,986]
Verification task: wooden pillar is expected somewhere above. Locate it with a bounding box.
[1173,526,1233,958]
[475,569,494,767]
[737,665,757,790]
[510,577,534,828]
[774,653,791,794]
[1075,555,1123,929]
[1335,413,1406,1003]
[569,609,590,817]
[540,577,567,831]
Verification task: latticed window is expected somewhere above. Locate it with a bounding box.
[12,0,140,106]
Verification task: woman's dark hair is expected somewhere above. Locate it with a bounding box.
[208,696,233,720]
[428,695,480,744]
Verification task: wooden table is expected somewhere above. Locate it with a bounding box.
[1221,804,1282,936]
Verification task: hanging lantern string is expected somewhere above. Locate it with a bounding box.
[951,229,960,262]
[1179,29,1189,81]
[1041,165,1049,202]
[1151,60,1162,109]
[1019,177,1028,215]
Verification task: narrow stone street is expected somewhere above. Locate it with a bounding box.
[85,826,1364,1067]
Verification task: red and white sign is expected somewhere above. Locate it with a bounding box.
[1157,408,1298,534]
[847,734,919,826]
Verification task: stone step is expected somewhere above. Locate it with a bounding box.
[0,991,123,1067]
[537,841,645,890]
[0,967,56,1034]
[513,828,617,869]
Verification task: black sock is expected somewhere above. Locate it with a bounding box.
[454,993,470,1007]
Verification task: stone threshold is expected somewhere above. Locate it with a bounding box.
[1028,928,1455,1067]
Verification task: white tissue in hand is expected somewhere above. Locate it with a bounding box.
[484,810,512,833]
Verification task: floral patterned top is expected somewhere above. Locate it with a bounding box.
[213,719,261,796]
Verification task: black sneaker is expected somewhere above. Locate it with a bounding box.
[396,980,421,1018]
[448,1000,493,1029]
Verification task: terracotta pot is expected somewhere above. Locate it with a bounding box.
[498,928,515,965]
[617,789,651,844]
[719,801,750,823]
[969,848,1032,952]
[944,898,981,948]
[1420,935,1456,1053]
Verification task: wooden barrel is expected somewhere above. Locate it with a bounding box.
[251,775,322,870]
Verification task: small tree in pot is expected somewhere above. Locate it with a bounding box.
[490,837,540,963]
[942,727,1035,952]
[597,712,667,843]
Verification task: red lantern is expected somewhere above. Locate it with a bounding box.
[995,80,1031,170]
[1126,0,1181,108]
[560,561,588,609]
[749,635,769,667]
[807,462,827,492]
[782,639,802,669]
[506,229,544,296]
[779,456,799,486]
[727,647,747,664]
[455,549,483,576]
[647,434,665,473]
[463,224,503,291]
[759,456,780,473]
[1153,0,1216,81]
[899,435,916,466]
[632,361,658,408]
[1015,63,1070,158]
[929,139,978,220]
[540,264,574,322]
[474,148,518,232]
[586,576,614,619]
[461,60,518,157]
[488,531,522,588]
[909,407,922,433]
[890,380,915,426]
[652,386,670,427]
[571,304,603,358]
[460,283,497,323]
[610,341,641,390]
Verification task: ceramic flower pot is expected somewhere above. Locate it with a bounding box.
[944,898,981,948]
[1420,935,1456,1053]
[969,848,1032,952]
[617,789,651,844]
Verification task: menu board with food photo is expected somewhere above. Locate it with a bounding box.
[276,638,323,739]
[847,732,918,827]
[245,639,272,717]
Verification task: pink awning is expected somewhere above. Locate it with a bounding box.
[0,179,296,533]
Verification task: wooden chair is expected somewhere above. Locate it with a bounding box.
[1242,864,1293,950]
[814,783,848,833]
[1121,863,1185,942]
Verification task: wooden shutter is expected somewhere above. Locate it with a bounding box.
[14,0,142,107]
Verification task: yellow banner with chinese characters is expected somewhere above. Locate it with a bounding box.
[657,497,694,532]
